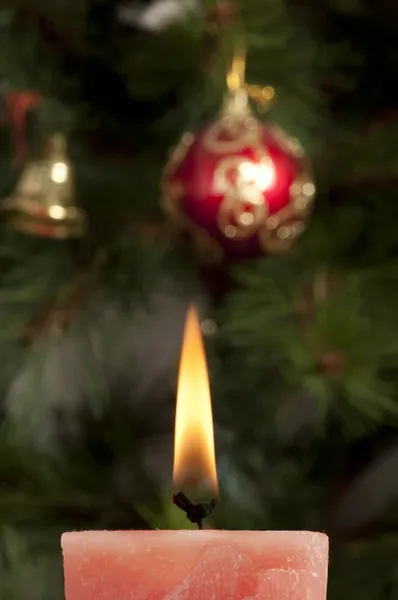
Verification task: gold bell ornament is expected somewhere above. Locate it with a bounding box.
[3,134,86,239]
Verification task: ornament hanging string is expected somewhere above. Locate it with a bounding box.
[204,2,237,70]
[204,2,276,111]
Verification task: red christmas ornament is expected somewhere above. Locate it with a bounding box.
[162,95,315,261]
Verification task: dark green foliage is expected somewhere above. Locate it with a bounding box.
[0,0,398,598]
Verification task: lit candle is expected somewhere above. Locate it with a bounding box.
[62,306,329,600]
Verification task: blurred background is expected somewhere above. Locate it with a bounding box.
[1,0,398,598]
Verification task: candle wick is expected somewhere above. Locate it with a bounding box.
[171,492,217,530]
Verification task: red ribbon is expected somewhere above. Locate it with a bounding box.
[1,90,41,162]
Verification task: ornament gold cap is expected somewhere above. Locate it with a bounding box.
[227,44,246,93]
[2,133,86,238]
[225,43,276,114]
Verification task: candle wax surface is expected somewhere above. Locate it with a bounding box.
[62,530,328,600]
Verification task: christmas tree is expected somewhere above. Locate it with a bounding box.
[1,0,398,598]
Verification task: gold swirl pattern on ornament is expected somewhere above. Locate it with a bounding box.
[258,125,315,253]
[161,133,195,218]
[162,180,185,219]
[162,132,224,263]
[259,221,306,253]
[213,155,270,240]
[259,171,316,253]
[202,113,261,155]
[163,133,195,177]
[267,124,305,158]
[204,107,274,240]
[163,184,224,263]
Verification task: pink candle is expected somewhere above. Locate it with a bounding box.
[61,307,329,600]
[62,529,328,600]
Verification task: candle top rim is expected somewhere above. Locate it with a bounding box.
[61,530,328,547]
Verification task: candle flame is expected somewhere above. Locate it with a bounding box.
[173,306,218,496]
